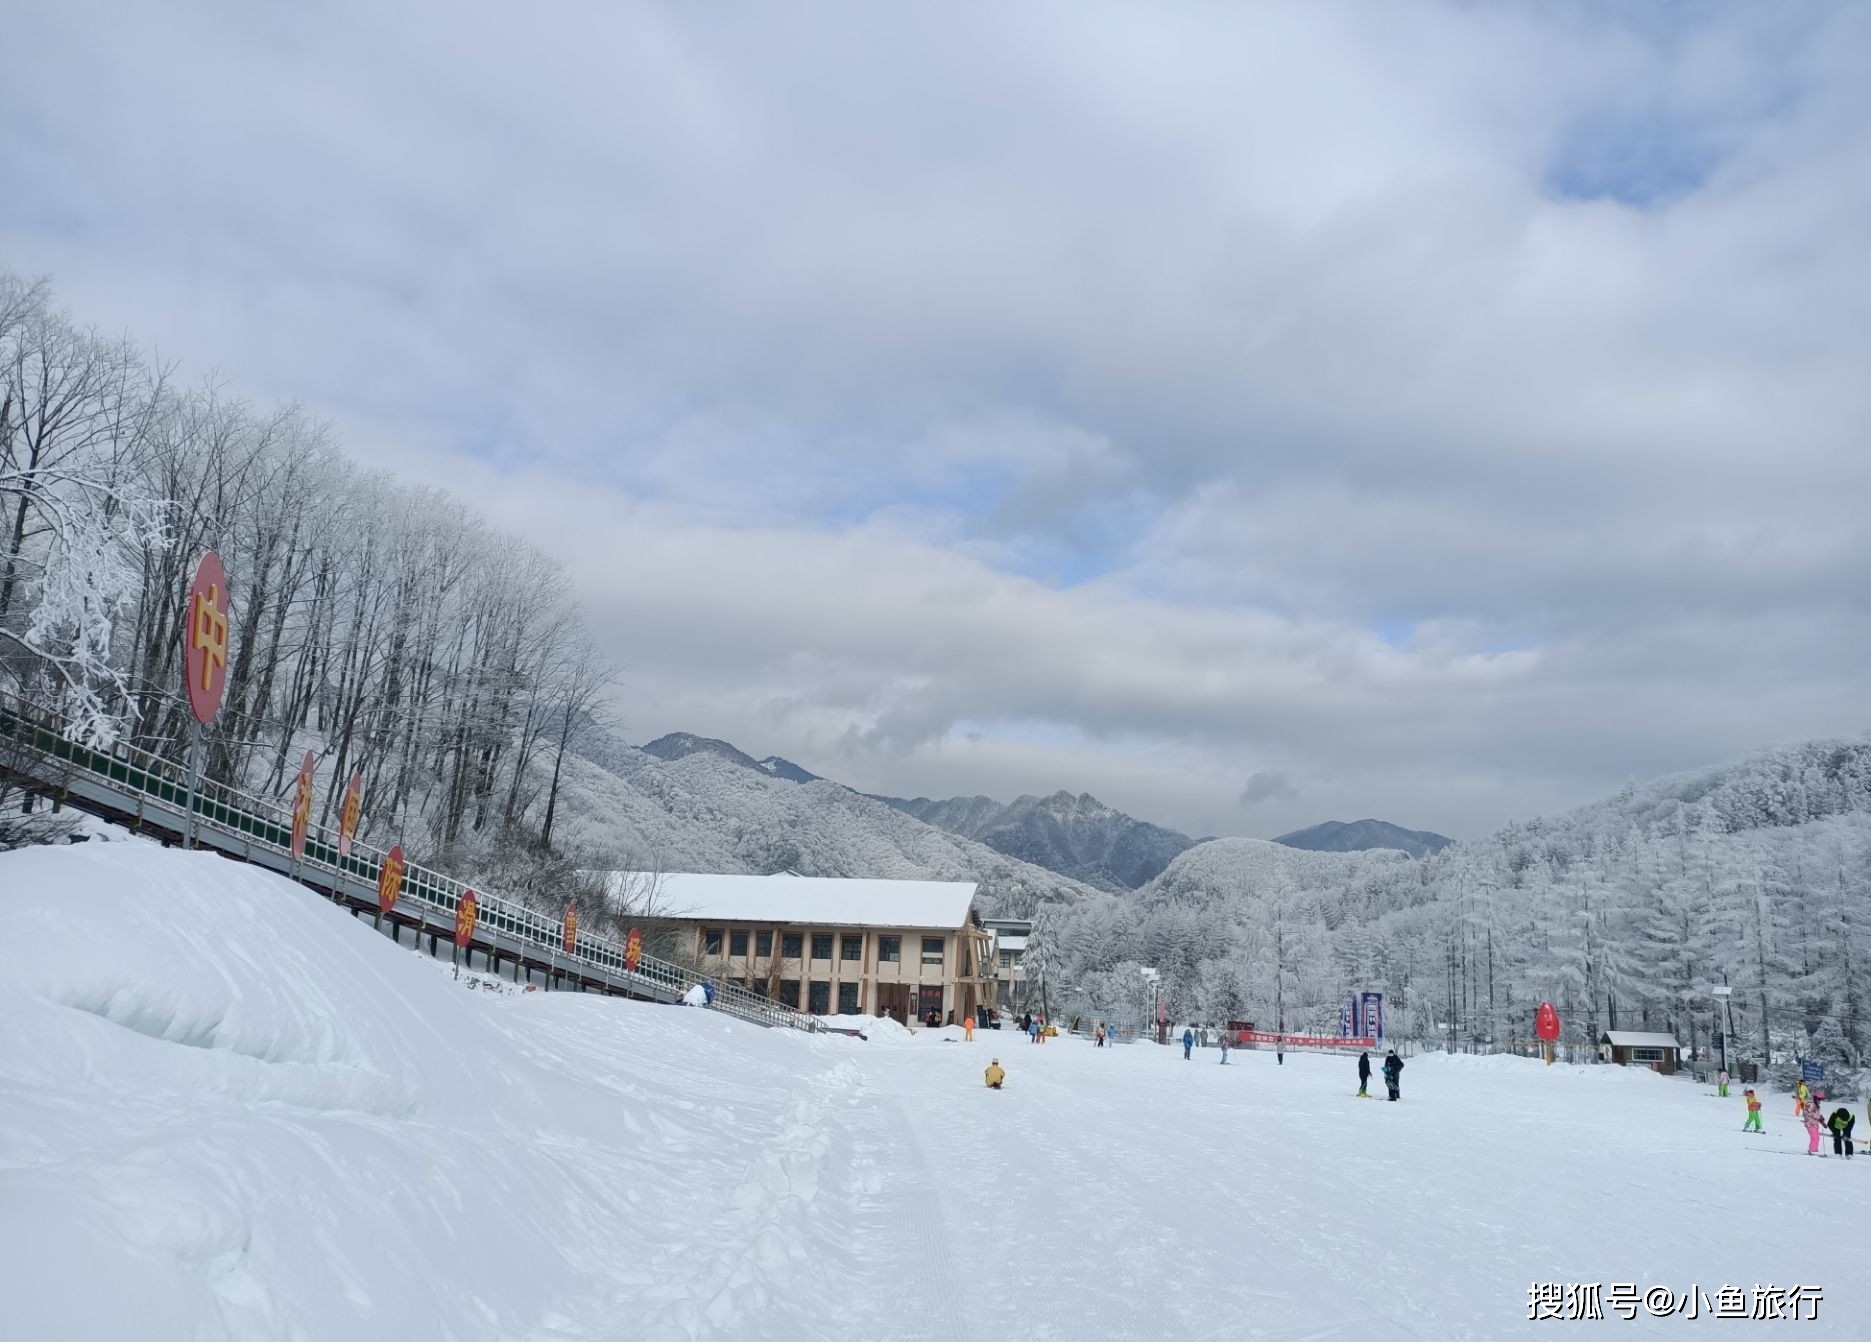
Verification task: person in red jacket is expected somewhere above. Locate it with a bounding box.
[1742,1088,1764,1133]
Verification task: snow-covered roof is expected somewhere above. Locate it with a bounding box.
[607,871,978,930]
[995,934,1029,952]
[1599,1031,1681,1050]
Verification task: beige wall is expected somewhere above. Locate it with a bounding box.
[685,920,993,1021]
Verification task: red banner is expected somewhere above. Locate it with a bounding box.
[455,890,479,949]
[377,844,405,914]
[625,928,642,972]
[337,770,363,858]
[184,552,231,726]
[562,904,578,954]
[289,751,315,861]
[1235,1031,1375,1050]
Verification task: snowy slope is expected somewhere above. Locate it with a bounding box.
[6,841,1867,1341]
[0,842,869,1341]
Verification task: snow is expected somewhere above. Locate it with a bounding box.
[682,982,709,1006]
[5,841,1869,1340]
[608,869,978,928]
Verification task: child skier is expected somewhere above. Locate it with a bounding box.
[1219,1031,1232,1064]
[1802,1092,1825,1156]
[963,1012,975,1042]
[1182,1026,1195,1060]
[1716,1067,1729,1098]
[1742,1088,1763,1133]
[985,1058,1005,1089]
[1793,1078,1810,1117]
[1827,1104,1856,1158]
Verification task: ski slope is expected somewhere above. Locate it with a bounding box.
[3,841,1865,1340]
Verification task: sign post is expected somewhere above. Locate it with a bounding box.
[1535,1001,1561,1065]
[376,843,405,932]
[625,928,643,974]
[288,750,315,878]
[181,552,231,849]
[337,770,363,863]
[453,890,479,970]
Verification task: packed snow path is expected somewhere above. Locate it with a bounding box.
[4,842,1866,1340]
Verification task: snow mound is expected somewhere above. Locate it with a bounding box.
[0,843,867,1341]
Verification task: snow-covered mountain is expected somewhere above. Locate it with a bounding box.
[1273,818,1452,859]
[626,730,1197,892]
[882,790,1198,892]
[638,732,823,784]
[561,731,1108,916]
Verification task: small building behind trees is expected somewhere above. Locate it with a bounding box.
[1598,1030,1683,1075]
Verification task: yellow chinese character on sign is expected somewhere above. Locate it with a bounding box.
[292,776,313,842]
[193,585,229,691]
[341,790,361,839]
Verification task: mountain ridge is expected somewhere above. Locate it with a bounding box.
[1273,818,1452,859]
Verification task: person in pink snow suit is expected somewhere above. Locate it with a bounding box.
[1803,1092,1826,1156]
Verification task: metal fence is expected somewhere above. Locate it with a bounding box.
[0,690,818,1033]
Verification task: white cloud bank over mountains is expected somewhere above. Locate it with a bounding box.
[4,0,1867,839]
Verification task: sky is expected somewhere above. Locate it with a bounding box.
[4,1,1868,841]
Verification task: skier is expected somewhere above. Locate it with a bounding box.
[1357,1051,1372,1097]
[1827,1104,1856,1158]
[1793,1077,1810,1117]
[1382,1049,1404,1101]
[1095,1024,1105,1048]
[1717,1067,1729,1099]
[1182,1026,1195,1060]
[963,1012,975,1042]
[1802,1092,1825,1156]
[985,1058,1005,1089]
[1742,1088,1764,1133]
[1219,1031,1232,1064]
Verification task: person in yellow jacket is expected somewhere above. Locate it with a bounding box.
[985,1059,1006,1089]
[1794,1078,1810,1117]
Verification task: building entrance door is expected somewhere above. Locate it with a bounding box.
[918,984,944,1025]
[876,983,911,1024]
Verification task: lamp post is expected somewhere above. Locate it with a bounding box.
[1712,983,1733,1078]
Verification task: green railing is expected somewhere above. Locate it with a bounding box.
[0,690,818,1033]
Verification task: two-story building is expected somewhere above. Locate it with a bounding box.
[607,871,995,1024]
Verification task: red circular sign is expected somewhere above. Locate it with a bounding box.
[455,890,479,949]
[625,928,642,972]
[377,844,406,914]
[1535,1001,1561,1043]
[337,770,363,858]
[289,751,315,861]
[183,552,232,726]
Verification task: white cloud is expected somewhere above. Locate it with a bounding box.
[3,0,1868,839]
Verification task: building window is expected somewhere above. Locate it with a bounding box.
[752,979,769,999]
[811,933,833,961]
[756,930,773,958]
[782,932,803,959]
[841,934,862,961]
[778,980,800,1007]
[729,929,749,957]
[808,981,831,1014]
[703,928,723,956]
[922,936,944,966]
[878,935,901,963]
[1632,1048,1663,1062]
[838,982,859,1014]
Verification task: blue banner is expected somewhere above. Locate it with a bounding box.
[1361,992,1384,1041]
[1339,999,1353,1037]
[1800,1059,1823,1085]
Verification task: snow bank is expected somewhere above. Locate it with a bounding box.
[0,843,867,1341]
